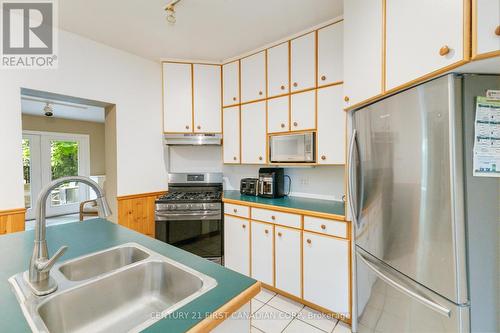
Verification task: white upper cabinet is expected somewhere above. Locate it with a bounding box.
[475,0,500,56]
[267,42,289,97]
[386,0,465,90]
[241,51,266,103]
[291,90,315,131]
[223,106,240,164]
[318,22,343,86]
[303,232,349,315]
[267,96,289,133]
[222,61,240,106]
[317,85,345,165]
[251,221,274,285]
[193,64,221,133]
[291,32,316,92]
[241,101,266,164]
[344,0,383,108]
[163,62,192,133]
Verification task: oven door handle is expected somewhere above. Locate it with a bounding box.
[156,211,221,218]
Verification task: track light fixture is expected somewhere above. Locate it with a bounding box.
[164,0,182,24]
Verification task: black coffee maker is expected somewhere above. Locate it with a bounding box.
[258,168,285,198]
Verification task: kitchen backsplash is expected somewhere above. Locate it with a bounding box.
[166,146,345,201]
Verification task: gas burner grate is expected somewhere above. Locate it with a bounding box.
[159,191,222,202]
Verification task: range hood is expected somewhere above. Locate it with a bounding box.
[164,133,222,146]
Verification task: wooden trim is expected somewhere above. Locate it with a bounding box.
[161,60,220,66]
[240,97,267,106]
[0,208,26,235]
[116,191,166,201]
[161,62,165,133]
[471,0,478,57]
[463,0,471,62]
[269,129,316,136]
[222,197,345,221]
[344,59,470,112]
[472,50,500,61]
[0,207,26,216]
[382,0,387,92]
[262,283,351,324]
[317,81,343,89]
[191,63,195,132]
[186,282,261,333]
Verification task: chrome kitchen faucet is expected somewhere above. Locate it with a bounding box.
[27,176,112,296]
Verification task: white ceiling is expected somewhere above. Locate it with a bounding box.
[21,98,105,123]
[59,0,343,62]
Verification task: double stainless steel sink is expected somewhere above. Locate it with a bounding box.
[9,243,217,333]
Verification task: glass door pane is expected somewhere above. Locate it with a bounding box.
[49,140,80,207]
[23,134,41,221]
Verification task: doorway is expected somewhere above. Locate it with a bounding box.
[23,131,90,220]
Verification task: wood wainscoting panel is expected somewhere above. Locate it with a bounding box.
[117,191,166,238]
[0,208,26,235]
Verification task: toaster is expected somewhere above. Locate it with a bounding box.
[240,178,259,196]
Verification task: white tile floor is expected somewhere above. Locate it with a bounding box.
[251,288,351,333]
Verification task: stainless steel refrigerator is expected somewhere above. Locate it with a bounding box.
[349,74,500,333]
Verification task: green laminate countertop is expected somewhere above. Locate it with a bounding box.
[223,191,345,219]
[0,219,257,333]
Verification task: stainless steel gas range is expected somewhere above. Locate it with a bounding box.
[155,173,223,264]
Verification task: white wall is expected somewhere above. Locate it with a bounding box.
[167,146,345,201]
[0,30,167,210]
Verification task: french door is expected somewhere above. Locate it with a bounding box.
[23,131,90,220]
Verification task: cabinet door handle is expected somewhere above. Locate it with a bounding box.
[321,75,326,81]
[306,239,312,244]
[233,97,237,101]
[281,123,286,128]
[321,224,326,230]
[496,26,500,36]
[293,82,298,87]
[439,45,450,56]
[259,156,263,161]
[265,229,269,234]
[259,91,263,96]
[344,96,350,102]
[278,232,282,237]
[233,208,238,213]
[321,155,326,160]
[233,156,237,161]
[185,125,190,130]
[293,122,298,127]
[271,215,276,220]
[197,125,201,130]
[280,85,286,90]
[242,224,246,229]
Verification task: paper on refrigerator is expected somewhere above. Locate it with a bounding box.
[473,96,500,177]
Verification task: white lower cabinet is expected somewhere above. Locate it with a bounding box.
[224,215,250,276]
[250,221,274,285]
[303,231,349,315]
[275,226,301,298]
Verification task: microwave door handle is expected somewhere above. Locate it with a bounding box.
[357,250,452,318]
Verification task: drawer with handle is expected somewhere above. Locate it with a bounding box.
[224,203,250,218]
[303,216,347,238]
[251,208,301,229]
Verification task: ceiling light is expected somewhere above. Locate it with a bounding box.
[164,0,182,24]
[43,102,53,117]
[165,6,176,23]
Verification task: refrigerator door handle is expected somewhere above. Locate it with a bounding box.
[348,129,359,226]
[357,250,452,318]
